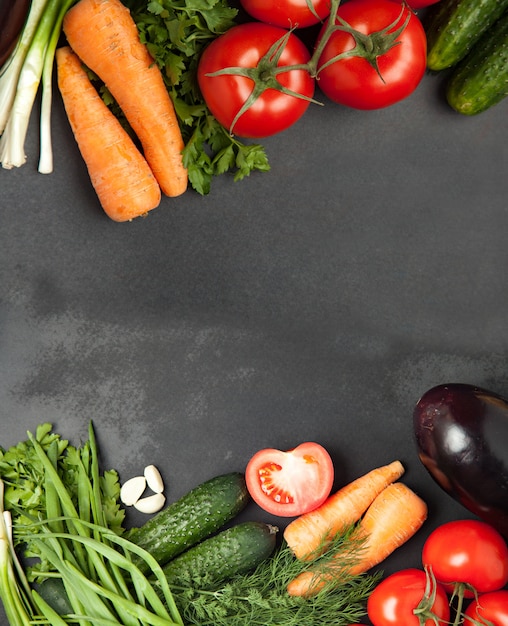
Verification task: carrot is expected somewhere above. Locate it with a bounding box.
[56,46,161,222]
[283,460,405,560]
[347,482,428,574]
[287,482,428,597]
[62,0,188,197]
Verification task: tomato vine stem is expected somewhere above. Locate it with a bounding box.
[204,0,413,133]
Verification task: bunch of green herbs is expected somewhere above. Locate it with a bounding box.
[0,422,183,625]
[121,0,271,195]
[0,422,125,558]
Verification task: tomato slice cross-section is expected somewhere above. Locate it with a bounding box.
[245,442,334,517]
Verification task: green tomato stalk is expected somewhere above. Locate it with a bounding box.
[0,0,77,173]
[205,0,413,134]
[310,2,411,80]
[270,0,411,79]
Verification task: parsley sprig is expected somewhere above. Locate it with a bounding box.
[0,422,125,568]
[123,0,271,195]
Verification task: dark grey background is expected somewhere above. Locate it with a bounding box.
[1,39,507,623]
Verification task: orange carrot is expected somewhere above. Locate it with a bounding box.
[347,482,428,574]
[283,460,405,560]
[287,482,428,597]
[56,46,161,222]
[63,0,188,197]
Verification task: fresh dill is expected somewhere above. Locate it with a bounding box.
[170,531,381,625]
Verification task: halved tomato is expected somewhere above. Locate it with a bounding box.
[245,442,334,517]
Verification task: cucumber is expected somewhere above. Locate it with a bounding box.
[127,472,250,570]
[425,0,508,71]
[161,521,279,591]
[446,12,508,115]
[35,578,72,616]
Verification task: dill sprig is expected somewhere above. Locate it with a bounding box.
[171,530,381,626]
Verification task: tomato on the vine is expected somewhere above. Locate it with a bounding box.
[315,0,427,109]
[197,23,314,138]
[464,591,508,626]
[367,569,450,626]
[240,0,330,30]
[245,442,334,517]
[422,520,508,595]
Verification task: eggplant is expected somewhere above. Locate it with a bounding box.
[414,383,508,538]
[0,0,31,66]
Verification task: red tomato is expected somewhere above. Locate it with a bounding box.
[245,442,334,517]
[464,591,508,626]
[197,23,314,138]
[315,0,427,109]
[422,520,508,595]
[240,0,330,29]
[367,569,450,626]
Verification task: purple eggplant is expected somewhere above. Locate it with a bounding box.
[0,0,31,66]
[414,383,508,538]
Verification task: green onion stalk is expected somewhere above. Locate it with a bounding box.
[0,0,78,173]
[0,481,38,626]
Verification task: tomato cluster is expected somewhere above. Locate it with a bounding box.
[367,520,508,626]
[197,0,431,138]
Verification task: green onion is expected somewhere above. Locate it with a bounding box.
[0,484,37,626]
[0,0,77,173]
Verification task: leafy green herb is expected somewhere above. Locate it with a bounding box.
[122,0,271,195]
[168,530,381,625]
[0,422,184,625]
[0,422,125,551]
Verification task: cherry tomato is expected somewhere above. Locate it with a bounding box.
[464,591,508,626]
[367,569,450,626]
[245,442,334,517]
[422,520,508,595]
[315,0,427,109]
[240,0,330,29]
[197,23,314,138]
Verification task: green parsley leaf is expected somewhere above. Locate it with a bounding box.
[0,423,126,569]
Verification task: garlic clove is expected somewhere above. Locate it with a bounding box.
[120,475,146,506]
[134,492,166,514]
[144,464,164,494]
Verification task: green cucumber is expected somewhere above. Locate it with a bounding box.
[446,12,508,115]
[35,578,72,616]
[161,521,278,590]
[425,0,508,70]
[127,472,250,570]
